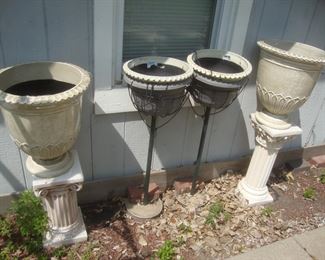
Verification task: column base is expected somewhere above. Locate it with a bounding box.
[43,207,87,248]
[236,178,273,206]
[125,198,163,220]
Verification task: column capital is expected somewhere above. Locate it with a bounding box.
[34,182,83,198]
[250,113,302,150]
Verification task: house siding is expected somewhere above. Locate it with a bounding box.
[0,0,324,195]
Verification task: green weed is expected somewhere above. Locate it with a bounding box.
[205,201,232,226]
[156,240,175,260]
[320,172,325,184]
[261,207,273,217]
[178,223,192,234]
[303,187,316,200]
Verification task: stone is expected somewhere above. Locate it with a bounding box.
[127,182,161,204]
[174,178,193,194]
[138,235,148,246]
[309,155,325,167]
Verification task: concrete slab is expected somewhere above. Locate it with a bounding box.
[228,238,311,260]
[294,226,325,260]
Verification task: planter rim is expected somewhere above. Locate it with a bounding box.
[187,49,252,81]
[257,40,325,65]
[123,56,193,84]
[0,61,90,106]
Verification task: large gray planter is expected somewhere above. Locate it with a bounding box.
[255,40,325,129]
[0,62,90,178]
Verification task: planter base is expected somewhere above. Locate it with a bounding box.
[255,111,291,130]
[32,150,87,248]
[125,198,163,220]
[27,152,73,178]
[43,207,87,248]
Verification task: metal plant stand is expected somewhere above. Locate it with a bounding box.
[123,56,193,218]
[143,116,156,204]
[191,106,211,194]
[187,49,252,194]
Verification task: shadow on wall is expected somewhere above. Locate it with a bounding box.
[91,93,250,188]
[0,113,26,192]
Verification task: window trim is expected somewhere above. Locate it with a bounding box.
[93,0,253,115]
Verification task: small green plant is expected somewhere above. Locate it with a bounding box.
[261,207,273,217]
[178,223,192,233]
[303,187,316,200]
[0,217,11,238]
[0,240,16,260]
[52,246,69,258]
[156,240,175,260]
[205,201,231,226]
[11,190,48,253]
[320,172,325,184]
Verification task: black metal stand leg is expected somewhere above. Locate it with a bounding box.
[191,107,211,195]
[143,116,157,205]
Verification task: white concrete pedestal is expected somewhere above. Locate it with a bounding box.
[237,113,302,206]
[31,151,87,247]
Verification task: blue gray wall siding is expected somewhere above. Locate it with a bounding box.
[0,0,324,195]
[92,0,325,179]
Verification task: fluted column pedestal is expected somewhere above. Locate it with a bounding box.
[237,113,302,206]
[31,151,87,247]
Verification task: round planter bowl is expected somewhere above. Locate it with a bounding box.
[256,40,325,129]
[123,56,193,117]
[0,62,90,178]
[187,49,252,108]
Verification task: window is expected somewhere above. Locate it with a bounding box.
[94,0,254,114]
[123,0,216,61]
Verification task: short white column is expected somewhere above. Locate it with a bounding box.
[31,151,87,247]
[237,113,302,206]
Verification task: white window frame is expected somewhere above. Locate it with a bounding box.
[94,0,253,115]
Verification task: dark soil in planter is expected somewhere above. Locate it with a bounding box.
[5,80,74,96]
[196,58,244,74]
[132,63,185,77]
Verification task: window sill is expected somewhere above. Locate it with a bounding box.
[94,88,198,115]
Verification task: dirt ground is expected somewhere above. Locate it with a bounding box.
[70,165,325,260]
[1,165,324,259]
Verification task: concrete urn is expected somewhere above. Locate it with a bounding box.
[255,40,325,129]
[0,62,90,178]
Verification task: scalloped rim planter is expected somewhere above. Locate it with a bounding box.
[123,56,193,118]
[256,40,325,129]
[123,56,193,87]
[187,49,252,108]
[187,49,252,83]
[0,62,90,178]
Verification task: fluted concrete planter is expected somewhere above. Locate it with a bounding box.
[0,62,90,178]
[256,40,325,129]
